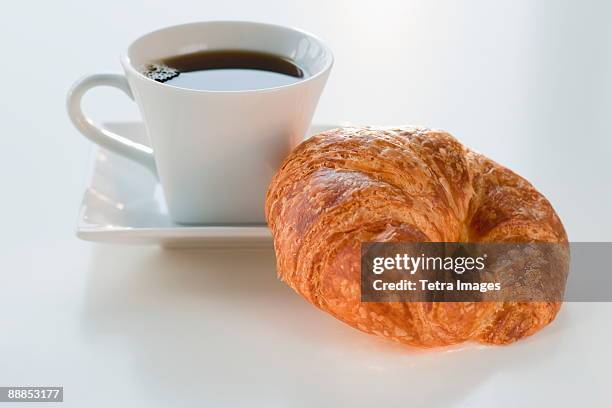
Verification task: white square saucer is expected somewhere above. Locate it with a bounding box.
[77,122,340,247]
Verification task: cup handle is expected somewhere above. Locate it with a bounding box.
[67,74,157,175]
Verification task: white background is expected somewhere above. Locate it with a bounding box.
[0,0,611,406]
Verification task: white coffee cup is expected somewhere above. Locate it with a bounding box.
[67,21,333,224]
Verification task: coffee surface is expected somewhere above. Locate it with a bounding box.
[142,50,305,91]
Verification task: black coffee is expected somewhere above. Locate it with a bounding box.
[142,50,305,91]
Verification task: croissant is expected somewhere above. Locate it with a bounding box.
[265,126,568,347]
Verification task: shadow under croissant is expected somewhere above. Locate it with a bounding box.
[80,245,569,406]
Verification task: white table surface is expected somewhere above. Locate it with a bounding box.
[1,0,611,407]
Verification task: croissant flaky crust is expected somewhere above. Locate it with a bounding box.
[265,126,568,347]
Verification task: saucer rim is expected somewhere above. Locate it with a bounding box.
[76,142,272,244]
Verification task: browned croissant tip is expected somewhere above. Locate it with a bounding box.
[266,126,567,348]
